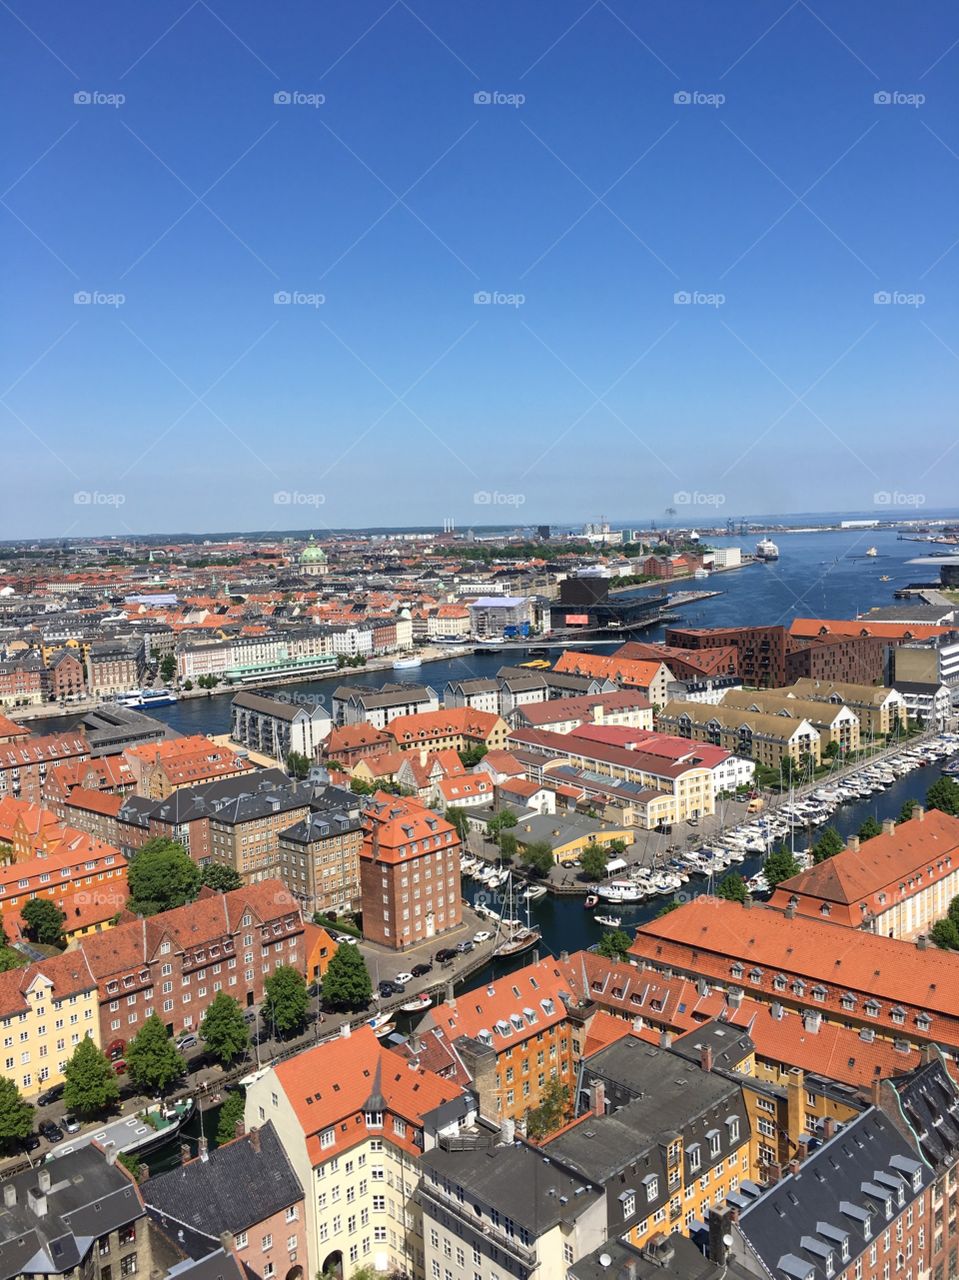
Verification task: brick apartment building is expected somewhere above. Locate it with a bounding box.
[359,793,462,950]
[77,878,304,1047]
[277,792,365,916]
[0,731,89,803]
[0,657,44,708]
[42,648,86,701]
[85,639,144,696]
[665,625,890,688]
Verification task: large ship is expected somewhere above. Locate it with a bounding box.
[392,654,422,671]
[49,1097,195,1162]
[755,538,780,562]
[115,688,178,709]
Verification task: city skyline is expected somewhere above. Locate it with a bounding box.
[4,1,958,538]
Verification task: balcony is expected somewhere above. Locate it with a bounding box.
[417,1183,538,1269]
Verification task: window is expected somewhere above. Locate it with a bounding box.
[262,1234,273,1251]
[688,1143,701,1172]
[235,1232,248,1249]
[120,1256,137,1278]
[621,1191,636,1217]
[285,1206,298,1223]
[320,1127,335,1149]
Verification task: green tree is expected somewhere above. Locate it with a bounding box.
[0,947,26,972]
[597,929,632,961]
[899,798,918,824]
[263,965,310,1035]
[487,811,518,840]
[498,831,518,861]
[823,741,840,760]
[812,826,845,864]
[128,839,202,916]
[458,744,488,768]
[286,750,310,780]
[717,873,748,903]
[948,894,959,927]
[322,945,372,1011]
[183,679,194,691]
[63,1036,120,1118]
[126,1014,186,1095]
[525,1077,571,1141]
[200,863,243,893]
[520,841,554,878]
[764,849,801,889]
[0,1077,33,1151]
[200,993,250,1065]
[657,899,683,917]
[21,898,66,947]
[579,845,609,882]
[118,1152,141,1178]
[929,918,959,950]
[216,1091,246,1146]
[445,807,470,840]
[858,816,883,842]
[159,654,177,683]
[927,776,959,817]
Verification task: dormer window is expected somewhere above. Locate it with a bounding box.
[773,975,787,992]
[731,963,744,980]
[707,1129,721,1157]
[620,1190,636,1217]
[916,1013,932,1032]
[891,1007,905,1025]
[365,1111,383,1129]
[643,1174,658,1203]
[688,1143,701,1172]
[864,999,881,1017]
[812,985,827,1002]
[841,993,856,1011]
[726,1115,740,1144]
[748,968,763,984]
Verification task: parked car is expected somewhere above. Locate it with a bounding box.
[20,1132,41,1153]
[176,1033,198,1051]
[473,931,492,944]
[393,972,414,986]
[113,1059,127,1076]
[411,963,433,977]
[39,1120,64,1143]
[455,940,474,954]
[378,980,395,999]
[63,1115,81,1134]
[435,947,456,963]
[36,1083,64,1107]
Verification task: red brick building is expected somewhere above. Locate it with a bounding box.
[666,624,894,688]
[0,731,90,803]
[359,793,461,950]
[77,878,304,1047]
[42,649,86,701]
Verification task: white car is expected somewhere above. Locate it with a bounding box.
[473,931,492,944]
[393,972,414,986]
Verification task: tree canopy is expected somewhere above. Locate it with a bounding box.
[263,965,310,1035]
[322,944,372,1011]
[596,929,632,961]
[763,849,801,888]
[21,898,66,947]
[812,826,845,864]
[200,993,250,1065]
[579,845,609,882]
[717,873,748,903]
[126,1014,186,1094]
[63,1037,120,1117]
[858,816,883,842]
[127,839,202,916]
[200,863,243,893]
[0,1077,33,1151]
[216,1091,246,1146]
[520,841,554,878]
[525,1077,571,1141]
[927,776,959,818]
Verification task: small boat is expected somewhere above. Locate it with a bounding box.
[865,547,878,557]
[594,914,622,928]
[368,1011,393,1031]
[493,928,541,958]
[400,992,432,1013]
[880,574,890,582]
[392,655,422,670]
[584,894,599,909]
[373,1021,396,1039]
[523,884,548,900]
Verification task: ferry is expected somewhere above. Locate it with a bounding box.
[49,1097,195,1162]
[115,688,178,709]
[392,655,422,671]
[755,538,780,562]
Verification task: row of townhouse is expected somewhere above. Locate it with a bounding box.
[658,699,823,768]
[0,730,90,803]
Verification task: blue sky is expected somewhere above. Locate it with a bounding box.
[3,1,958,537]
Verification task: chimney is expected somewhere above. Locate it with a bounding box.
[37,1168,51,1194]
[882,819,896,836]
[870,1079,883,1107]
[846,835,860,853]
[220,1230,236,1255]
[658,1029,673,1049]
[915,805,925,822]
[727,988,743,1011]
[199,1136,209,1163]
[180,1142,191,1164]
[700,1044,714,1074]
[105,1146,118,1166]
[500,1116,516,1145]
[708,1205,738,1265]
[28,1186,47,1218]
[3,1183,16,1208]
[137,1163,150,1184]
[234,1120,246,1141]
[787,1157,802,1177]
[589,1080,606,1117]
[249,1126,261,1155]
[785,904,796,919]
[822,1117,836,1140]
[917,934,930,951]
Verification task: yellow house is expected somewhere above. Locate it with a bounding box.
[0,951,101,1098]
[512,814,632,865]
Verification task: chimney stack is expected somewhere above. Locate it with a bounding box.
[915,805,925,822]
[917,934,930,951]
[28,1186,47,1218]
[249,1126,261,1155]
[870,1079,883,1107]
[234,1120,246,1141]
[700,1044,714,1074]
[658,1029,673,1049]
[220,1230,236,1255]
[882,819,896,836]
[3,1183,16,1208]
[822,1117,836,1140]
[708,1205,738,1265]
[765,1162,782,1185]
[199,1137,209,1163]
[785,903,796,919]
[37,1168,51,1194]
[589,1080,606,1117]
[180,1142,191,1164]
[846,835,860,853]
[787,1157,802,1177]
[137,1163,150,1184]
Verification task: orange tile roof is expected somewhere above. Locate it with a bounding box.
[789,618,950,641]
[272,1024,462,1160]
[553,651,667,687]
[361,793,458,864]
[0,948,98,1016]
[63,787,125,818]
[384,707,505,746]
[427,957,571,1049]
